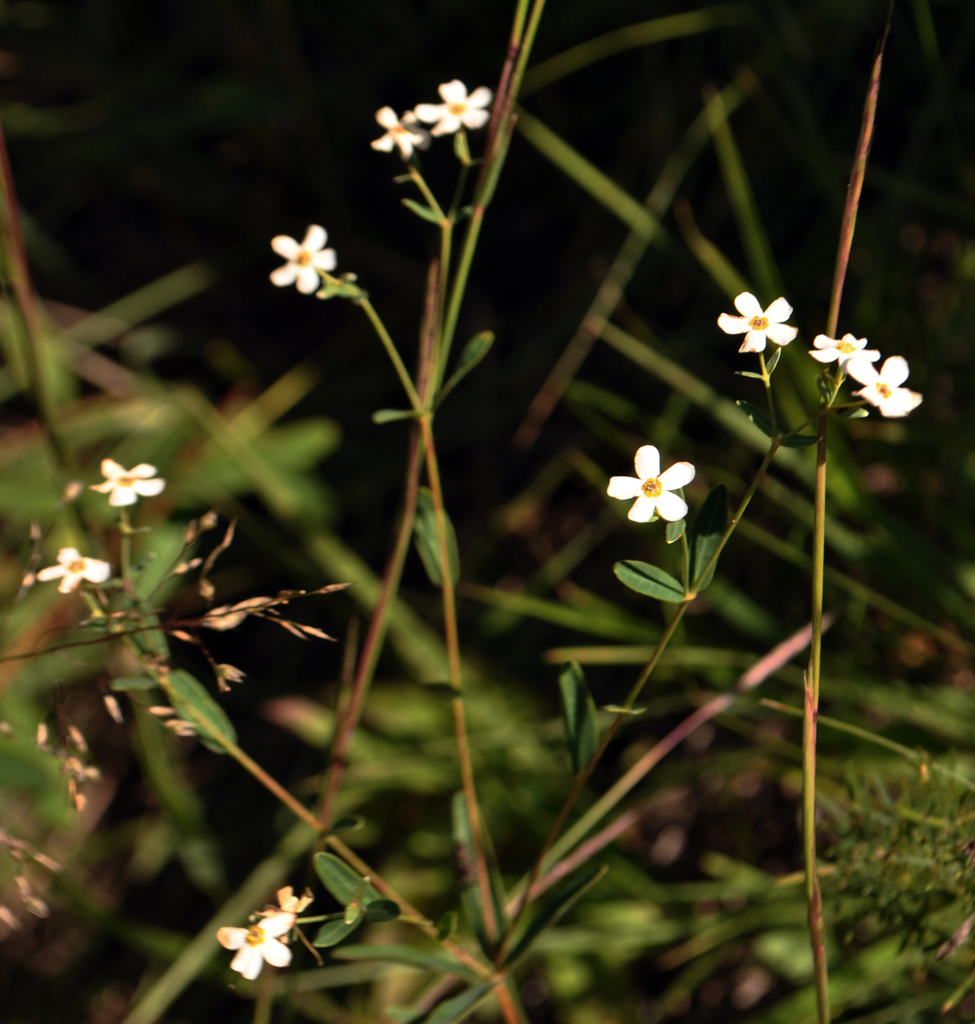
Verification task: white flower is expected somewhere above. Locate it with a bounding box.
[37,548,112,594]
[275,886,313,915]
[808,333,880,371]
[717,292,798,353]
[89,459,166,507]
[270,225,337,294]
[846,355,923,418]
[370,107,429,159]
[607,445,696,522]
[217,910,294,980]
[415,80,493,136]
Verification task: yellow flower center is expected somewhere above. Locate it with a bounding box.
[245,925,265,947]
[448,102,466,115]
[641,477,662,498]
[749,316,769,331]
[116,475,138,487]
[836,340,856,353]
[294,250,312,267]
[67,559,86,573]
[877,383,892,399]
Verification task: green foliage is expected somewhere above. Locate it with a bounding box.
[166,670,236,754]
[687,484,728,592]
[558,661,599,774]
[413,487,460,586]
[613,560,685,602]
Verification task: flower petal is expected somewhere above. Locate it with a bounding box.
[466,86,493,109]
[733,292,763,318]
[430,115,462,136]
[271,235,300,259]
[108,486,138,507]
[840,334,866,350]
[461,107,490,130]
[764,322,797,346]
[128,463,158,478]
[393,135,415,158]
[763,296,793,323]
[312,248,337,272]
[301,225,326,252]
[717,313,748,335]
[606,476,643,500]
[808,348,838,363]
[852,384,881,408]
[133,478,166,497]
[81,558,112,584]
[375,106,399,128]
[100,459,126,481]
[270,263,299,287]
[217,927,248,950]
[846,348,880,364]
[659,461,696,490]
[879,388,922,418]
[846,357,880,386]
[58,548,82,564]
[812,334,835,350]
[414,103,447,123]
[296,265,321,294]
[879,355,910,388]
[653,490,688,522]
[371,134,395,152]
[739,331,767,353]
[58,573,81,593]
[261,912,295,938]
[261,937,293,969]
[633,445,660,481]
[627,496,658,522]
[231,945,265,980]
[438,79,468,105]
[37,565,66,581]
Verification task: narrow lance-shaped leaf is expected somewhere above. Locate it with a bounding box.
[332,943,481,979]
[414,487,460,586]
[451,791,506,957]
[363,899,401,922]
[736,400,774,438]
[504,864,609,966]
[401,198,444,224]
[437,331,495,405]
[613,561,685,602]
[166,670,236,754]
[558,661,599,775]
[665,519,685,545]
[313,917,361,947]
[426,983,498,1024]
[372,408,417,424]
[780,433,819,448]
[688,483,728,592]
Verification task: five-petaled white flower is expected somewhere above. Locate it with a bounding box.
[37,548,112,593]
[846,355,923,418]
[270,225,337,295]
[415,80,493,136]
[371,108,429,159]
[217,910,294,980]
[90,460,166,507]
[718,292,798,353]
[607,445,696,522]
[809,333,879,372]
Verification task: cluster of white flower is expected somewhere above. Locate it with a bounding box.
[372,79,493,158]
[718,290,922,418]
[37,461,166,594]
[217,886,313,980]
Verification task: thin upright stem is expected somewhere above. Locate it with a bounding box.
[356,297,423,412]
[418,413,498,945]
[119,509,133,588]
[407,163,446,222]
[758,352,778,435]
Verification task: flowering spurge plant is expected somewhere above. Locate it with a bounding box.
[808,332,879,371]
[37,548,111,593]
[415,80,493,136]
[846,354,923,418]
[217,887,314,980]
[607,445,695,522]
[370,107,429,159]
[717,291,798,353]
[89,459,166,506]
[270,225,337,294]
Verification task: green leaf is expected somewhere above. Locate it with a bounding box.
[558,661,599,775]
[426,983,497,1024]
[110,676,156,691]
[734,370,764,379]
[815,374,833,403]
[363,899,401,922]
[453,129,471,166]
[780,433,819,448]
[401,198,444,224]
[841,407,869,419]
[312,917,362,947]
[504,864,608,966]
[313,852,381,906]
[452,791,507,957]
[665,519,685,545]
[413,487,460,586]
[437,331,495,406]
[736,400,774,437]
[613,561,685,602]
[764,347,781,374]
[327,815,364,836]
[372,408,417,424]
[437,911,457,940]
[332,943,480,979]
[603,705,645,715]
[166,670,236,754]
[687,484,727,592]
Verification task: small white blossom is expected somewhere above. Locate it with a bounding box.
[270,225,337,294]
[90,459,166,507]
[217,910,294,980]
[275,886,313,915]
[415,80,493,136]
[718,292,798,353]
[607,445,696,522]
[371,107,429,159]
[809,333,879,371]
[847,355,923,418]
[37,548,112,594]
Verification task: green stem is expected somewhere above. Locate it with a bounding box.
[119,509,132,587]
[356,298,423,411]
[758,352,778,435]
[253,965,275,1024]
[407,163,446,221]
